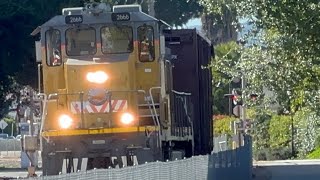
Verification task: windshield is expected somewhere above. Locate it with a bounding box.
[101,26,133,54]
[66,27,96,56]
[45,29,61,66]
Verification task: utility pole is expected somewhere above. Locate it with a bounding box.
[241,73,246,126]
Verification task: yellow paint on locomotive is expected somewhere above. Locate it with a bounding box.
[41,39,160,135]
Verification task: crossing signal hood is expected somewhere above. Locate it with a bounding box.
[224,89,242,106]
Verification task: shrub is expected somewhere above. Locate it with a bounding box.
[268,115,291,149]
[314,136,320,149]
[307,148,320,159]
[267,147,292,160]
[293,108,320,158]
[213,115,236,136]
[251,109,272,152]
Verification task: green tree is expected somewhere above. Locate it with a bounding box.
[200,0,320,114]
[155,0,203,26]
[212,41,240,114]
[0,0,85,118]
[200,0,320,160]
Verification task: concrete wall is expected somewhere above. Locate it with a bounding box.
[0,139,21,151]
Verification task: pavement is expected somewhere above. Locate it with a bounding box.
[0,151,42,179]
[253,160,320,180]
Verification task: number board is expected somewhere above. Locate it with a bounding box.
[111,12,130,21]
[65,15,83,24]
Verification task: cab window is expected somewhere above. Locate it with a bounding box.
[101,26,133,54]
[138,25,155,62]
[45,29,61,66]
[66,27,96,56]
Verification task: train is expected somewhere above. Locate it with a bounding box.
[26,2,213,176]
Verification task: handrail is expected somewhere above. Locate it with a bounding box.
[172,90,191,96]
[149,86,162,148]
[37,93,48,150]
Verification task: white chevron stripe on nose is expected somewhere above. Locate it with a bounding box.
[70,100,128,113]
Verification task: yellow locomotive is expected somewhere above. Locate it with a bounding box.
[30,3,213,175]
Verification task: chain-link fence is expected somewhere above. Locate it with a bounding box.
[28,135,252,180]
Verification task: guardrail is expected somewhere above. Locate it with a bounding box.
[27,135,252,180]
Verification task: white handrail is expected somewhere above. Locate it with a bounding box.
[149,87,162,148]
[37,93,48,150]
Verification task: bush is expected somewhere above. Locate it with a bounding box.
[253,148,268,161]
[293,108,320,158]
[267,147,292,160]
[251,109,272,153]
[250,108,320,160]
[307,148,320,159]
[213,115,236,136]
[268,115,291,149]
[314,136,320,149]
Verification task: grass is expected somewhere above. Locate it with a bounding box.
[307,148,320,159]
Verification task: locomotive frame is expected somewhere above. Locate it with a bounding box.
[29,3,213,175]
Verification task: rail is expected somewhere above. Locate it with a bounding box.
[149,87,162,148]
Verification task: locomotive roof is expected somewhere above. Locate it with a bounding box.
[31,4,162,35]
[41,12,157,28]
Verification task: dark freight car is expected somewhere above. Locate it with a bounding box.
[163,29,214,155]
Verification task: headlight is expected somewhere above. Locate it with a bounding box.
[86,71,108,84]
[120,113,134,125]
[58,114,73,129]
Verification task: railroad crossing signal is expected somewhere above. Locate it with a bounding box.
[224,89,242,117]
[232,105,242,117]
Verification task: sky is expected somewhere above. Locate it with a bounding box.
[184,17,252,43]
[186,18,201,27]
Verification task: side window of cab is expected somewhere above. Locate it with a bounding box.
[45,29,61,66]
[138,25,154,62]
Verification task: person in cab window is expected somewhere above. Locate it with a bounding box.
[49,30,61,66]
[140,36,149,55]
[140,35,154,61]
[52,48,61,66]
[101,28,113,53]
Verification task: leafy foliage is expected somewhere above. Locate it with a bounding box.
[293,108,320,158]
[200,0,320,114]
[250,109,272,152]
[213,115,236,136]
[212,41,241,114]
[155,0,203,26]
[268,115,291,149]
